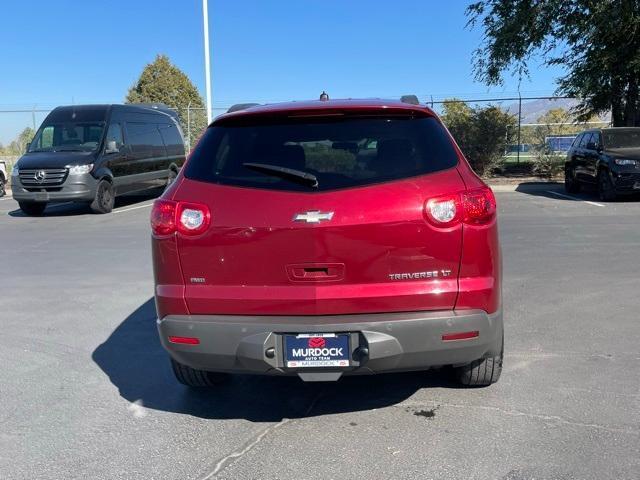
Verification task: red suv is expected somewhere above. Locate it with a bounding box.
[151,99,503,387]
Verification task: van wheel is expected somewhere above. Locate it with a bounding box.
[19,201,47,216]
[165,169,178,190]
[0,175,6,197]
[564,167,580,193]
[597,169,616,201]
[454,335,503,387]
[90,179,115,214]
[170,358,229,387]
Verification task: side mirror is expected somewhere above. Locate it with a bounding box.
[25,142,31,152]
[105,140,119,153]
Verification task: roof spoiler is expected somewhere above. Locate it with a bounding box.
[227,103,261,113]
[400,95,420,105]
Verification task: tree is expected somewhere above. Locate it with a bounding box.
[441,99,516,175]
[126,54,207,149]
[467,0,640,126]
[0,127,35,155]
[17,127,35,153]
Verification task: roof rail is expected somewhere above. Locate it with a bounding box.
[400,95,420,105]
[130,102,173,111]
[129,103,180,121]
[227,103,260,113]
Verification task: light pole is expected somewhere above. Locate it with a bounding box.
[202,0,212,125]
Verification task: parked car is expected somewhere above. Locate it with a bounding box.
[0,160,6,197]
[11,104,186,215]
[151,98,503,387]
[565,127,640,200]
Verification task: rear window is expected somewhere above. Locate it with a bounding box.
[603,129,640,149]
[184,116,458,192]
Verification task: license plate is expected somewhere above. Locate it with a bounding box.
[284,333,350,368]
[35,192,49,202]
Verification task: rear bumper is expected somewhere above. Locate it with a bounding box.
[158,308,503,380]
[12,173,98,202]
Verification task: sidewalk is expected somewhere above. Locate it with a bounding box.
[485,176,562,192]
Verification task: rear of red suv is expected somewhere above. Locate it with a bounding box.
[151,99,503,386]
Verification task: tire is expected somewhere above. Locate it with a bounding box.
[18,201,47,216]
[170,358,229,387]
[90,179,115,214]
[165,169,178,190]
[454,334,503,387]
[564,167,580,193]
[597,169,616,201]
[0,175,6,198]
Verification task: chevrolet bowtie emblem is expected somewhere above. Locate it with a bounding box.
[293,210,334,223]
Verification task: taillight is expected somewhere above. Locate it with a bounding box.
[176,202,211,235]
[151,199,177,236]
[151,200,211,236]
[425,194,462,227]
[462,187,496,225]
[425,186,495,227]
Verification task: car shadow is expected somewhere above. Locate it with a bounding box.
[92,298,459,422]
[514,181,640,202]
[7,191,162,217]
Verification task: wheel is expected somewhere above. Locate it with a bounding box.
[90,179,115,214]
[564,167,580,193]
[18,201,47,216]
[0,175,6,198]
[165,169,178,190]
[454,334,503,387]
[170,358,229,387]
[597,169,616,201]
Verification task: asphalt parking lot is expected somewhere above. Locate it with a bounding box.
[1,184,639,480]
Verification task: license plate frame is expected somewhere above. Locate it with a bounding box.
[284,333,351,368]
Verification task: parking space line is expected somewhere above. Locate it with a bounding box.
[0,196,13,201]
[545,190,605,207]
[114,203,154,214]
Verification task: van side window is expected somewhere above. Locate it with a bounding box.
[126,122,164,158]
[105,123,124,148]
[158,123,185,158]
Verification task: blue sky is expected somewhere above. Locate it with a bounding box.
[0,0,564,144]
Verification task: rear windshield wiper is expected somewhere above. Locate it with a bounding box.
[242,162,319,188]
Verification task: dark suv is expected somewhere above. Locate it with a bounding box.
[151,98,503,387]
[565,127,640,200]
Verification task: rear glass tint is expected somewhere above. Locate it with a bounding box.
[185,116,459,192]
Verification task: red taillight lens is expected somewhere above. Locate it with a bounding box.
[462,187,496,225]
[168,336,200,345]
[151,199,177,236]
[425,186,496,227]
[442,330,479,341]
[151,200,211,236]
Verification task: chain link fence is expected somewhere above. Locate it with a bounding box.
[426,96,610,177]
[0,96,612,180]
